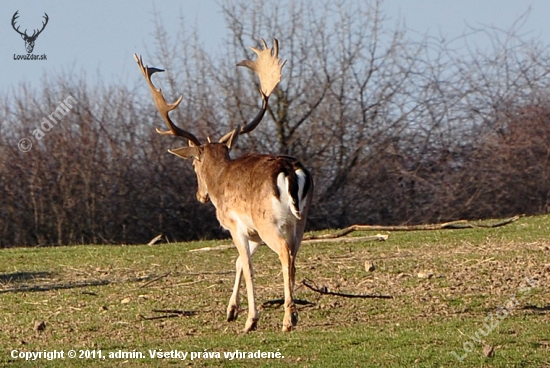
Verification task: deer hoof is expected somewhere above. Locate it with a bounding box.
[282,323,293,332]
[243,318,258,333]
[227,305,239,322]
[291,311,298,326]
[283,305,298,330]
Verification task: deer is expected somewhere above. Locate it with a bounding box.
[11,11,49,54]
[134,39,313,333]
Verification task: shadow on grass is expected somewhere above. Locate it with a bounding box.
[0,271,152,294]
[0,271,53,284]
[0,272,112,294]
[0,279,113,294]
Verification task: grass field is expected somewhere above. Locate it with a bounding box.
[1,215,549,367]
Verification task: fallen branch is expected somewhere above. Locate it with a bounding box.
[261,299,316,308]
[147,234,164,246]
[151,309,197,316]
[189,244,233,252]
[139,271,171,288]
[304,234,388,244]
[139,314,180,321]
[302,279,393,299]
[139,309,197,321]
[304,215,520,240]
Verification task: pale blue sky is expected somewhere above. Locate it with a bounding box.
[1,0,548,95]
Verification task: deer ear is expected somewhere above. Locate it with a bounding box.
[168,146,201,160]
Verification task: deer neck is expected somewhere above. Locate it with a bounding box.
[197,144,232,206]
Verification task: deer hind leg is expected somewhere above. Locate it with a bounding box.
[280,202,311,331]
[261,230,298,332]
[227,240,261,322]
[289,203,309,293]
[280,247,298,332]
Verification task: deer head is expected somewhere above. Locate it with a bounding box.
[12,11,49,54]
[134,39,286,202]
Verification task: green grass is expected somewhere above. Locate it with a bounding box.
[1,216,549,367]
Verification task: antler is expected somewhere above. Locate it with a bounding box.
[239,38,286,97]
[134,54,201,146]
[219,38,286,143]
[11,11,25,37]
[11,12,49,39]
[31,13,49,39]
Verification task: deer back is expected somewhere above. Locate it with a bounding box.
[194,144,312,233]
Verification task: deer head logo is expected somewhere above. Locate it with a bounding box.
[12,11,49,54]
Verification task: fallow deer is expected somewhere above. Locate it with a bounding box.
[134,39,313,333]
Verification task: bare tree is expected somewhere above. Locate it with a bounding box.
[2,0,550,247]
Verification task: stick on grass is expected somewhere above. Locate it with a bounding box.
[302,279,393,299]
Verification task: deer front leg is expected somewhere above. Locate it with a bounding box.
[227,241,261,322]
[226,256,243,322]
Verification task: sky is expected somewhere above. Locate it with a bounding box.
[1,0,549,96]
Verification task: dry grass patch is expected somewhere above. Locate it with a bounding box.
[1,216,549,367]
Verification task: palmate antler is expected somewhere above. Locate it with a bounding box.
[135,38,285,146]
[239,38,286,97]
[219,38,286,142]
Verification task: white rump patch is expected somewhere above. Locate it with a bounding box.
[294,169,307,216]
[274,169,307,220]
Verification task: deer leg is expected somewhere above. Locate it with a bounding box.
[284,205,309,322]
[261,227,298,332]
[226,256,243,322]
[230,231,259,333]
[227,240,261,322]
[279,245,297,332]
